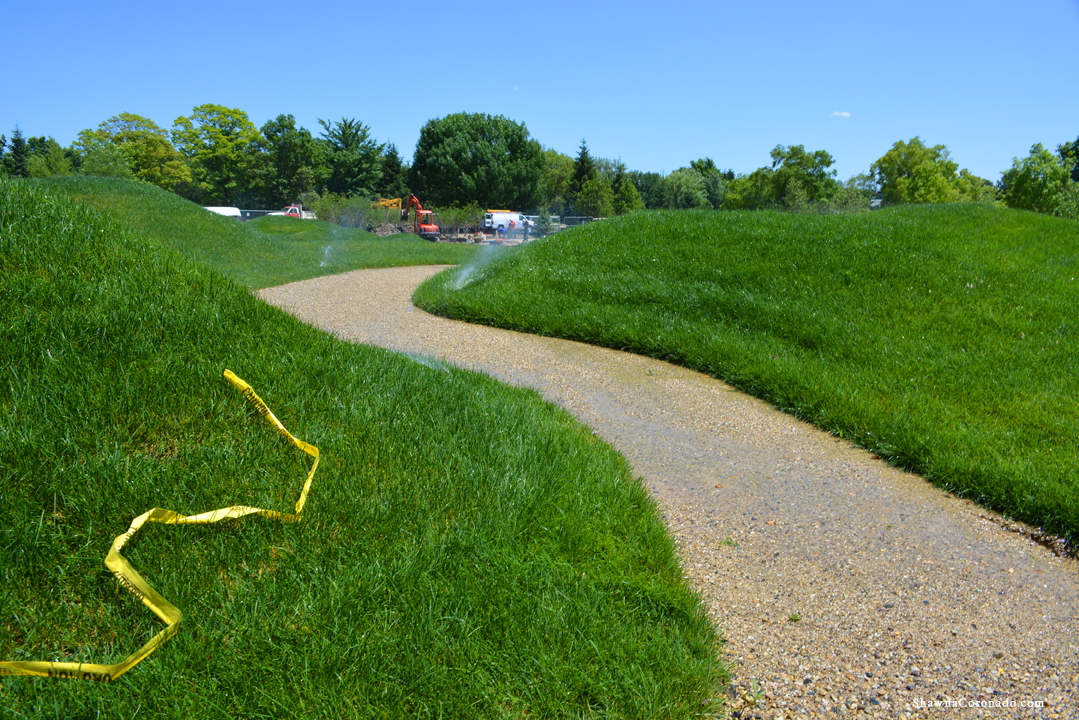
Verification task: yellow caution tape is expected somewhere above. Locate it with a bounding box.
[0,370,319,682]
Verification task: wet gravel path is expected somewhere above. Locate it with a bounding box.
[259,265,1079,718]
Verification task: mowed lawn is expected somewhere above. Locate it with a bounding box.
[37,176,478,289]
[0,178,725,718]
[415,205,1079,547]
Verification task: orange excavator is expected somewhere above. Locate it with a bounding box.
[401,194,440,241]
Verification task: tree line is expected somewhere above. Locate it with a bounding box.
[2,106,1077,221]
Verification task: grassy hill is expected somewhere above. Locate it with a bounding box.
[0,178,724,718]
[36,176,477,289]
[415,206,1079,547]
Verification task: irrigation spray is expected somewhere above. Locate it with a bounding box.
[454,243,502,290]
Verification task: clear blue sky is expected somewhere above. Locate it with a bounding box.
[4,0,1077,182]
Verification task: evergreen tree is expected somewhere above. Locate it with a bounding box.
[613,178,645,214]
[569,139,597,200]
[377,143,409,199]
[3,127,29,178]
[576,175,614,217]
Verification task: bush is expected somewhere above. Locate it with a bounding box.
[311,193,384,230]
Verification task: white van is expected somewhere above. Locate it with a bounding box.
[483,211,534,236]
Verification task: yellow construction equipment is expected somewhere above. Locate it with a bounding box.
[373,197,402,211]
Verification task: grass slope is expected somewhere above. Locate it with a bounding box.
[0,179,723,718]
[415,206,1079,546]
[37,176,477,289]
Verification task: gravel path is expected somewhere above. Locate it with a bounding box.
[259,265,1079,719]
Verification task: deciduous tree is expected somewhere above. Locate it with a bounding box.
[26,137,72,177]
[80,143,136,179]
[1000,143,1074,214]
[664,168,710,209]
[769,144,839,205]
[173,104,264,205]
[541,148,574,210]
[869,137,988,205]
[410,113,542,209]
[76,113,190,191]
[1058,136,1079,183]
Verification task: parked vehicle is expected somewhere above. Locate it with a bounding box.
[268,204,317,219]
[483,210,534,236]
[203,206,242,220]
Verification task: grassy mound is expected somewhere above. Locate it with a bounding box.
[36,176,476,289]
[0,179,724,718]
[415,206,1079,546]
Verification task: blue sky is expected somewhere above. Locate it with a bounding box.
[4,0,1077,182]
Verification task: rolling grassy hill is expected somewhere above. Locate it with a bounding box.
[36,176,477,289]
[0,178,724,718]
[415,206,1079,547]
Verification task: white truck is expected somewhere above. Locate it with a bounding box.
[482,210,534,238]
[268,204,317,219]
[204,206,242,220]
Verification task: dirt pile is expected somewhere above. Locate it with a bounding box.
[372,223,409,237]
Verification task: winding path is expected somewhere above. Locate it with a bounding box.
[260,265,1078,718]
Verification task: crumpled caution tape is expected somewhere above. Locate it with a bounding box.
[0,370,319,682]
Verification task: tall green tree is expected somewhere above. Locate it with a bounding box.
[626,171,667,209]
[576,175,614,217]
[613,175,645,214]
[376,143,409,199]
[569,140,597,201]
[541,148,574,211]
[318,117,383,197]
[172,105,263,204]
[1058,136,1079,183]
[870,137,989,205]
[259,114,327,207]
[80,143,136,180]
[722,169,775,210]
[769,144,839,205]
[689,158,733,208]
[410,112,543,209]
[3,127,29,178]
[76,113,191,191]
[1000,143,1074,214]
[26,137,72,177]
[664,168,710,209]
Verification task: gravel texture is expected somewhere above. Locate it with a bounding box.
[259,265,1079,719]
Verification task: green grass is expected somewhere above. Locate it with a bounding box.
[36,176,477,289]
[0,179,724,718]
[414,206,1079,546]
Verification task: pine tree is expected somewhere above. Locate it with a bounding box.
[569,139,597,200]
[377,143,409,199]
[4,126,29,178]
[613,178,645,214]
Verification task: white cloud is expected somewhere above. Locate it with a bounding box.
[831,111,851,118]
